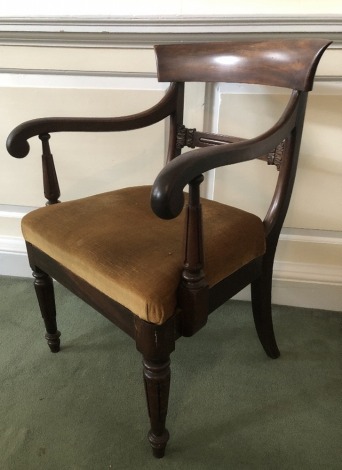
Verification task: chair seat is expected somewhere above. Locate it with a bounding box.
[22,186,265,325]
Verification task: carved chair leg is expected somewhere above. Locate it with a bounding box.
[33,269,61,353]
[251,266,280,359]
[143,357,171,458]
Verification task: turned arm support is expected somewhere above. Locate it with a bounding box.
[6,83,178,159]
[40,134,60,205]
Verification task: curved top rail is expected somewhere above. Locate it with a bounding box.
[155,39,332,90]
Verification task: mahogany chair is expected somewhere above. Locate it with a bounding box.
[7,39,331,458]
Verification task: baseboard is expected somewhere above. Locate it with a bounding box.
[1,234,341,312]
[0,236,32,277]
[233,268,342,313]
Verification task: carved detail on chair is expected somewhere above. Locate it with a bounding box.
[267,140,286,170]
[176,124,196,150]
[176,128,286,172]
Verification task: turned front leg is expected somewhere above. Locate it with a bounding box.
[33,269,61,352]
[143,357,171,458]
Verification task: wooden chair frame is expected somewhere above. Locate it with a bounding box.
[7,39,331,458]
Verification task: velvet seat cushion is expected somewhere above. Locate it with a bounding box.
[22,186,265,325]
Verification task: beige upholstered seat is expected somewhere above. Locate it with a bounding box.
[22,186,265,325]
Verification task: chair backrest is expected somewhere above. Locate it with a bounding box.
[150,38,332,336]
[151,39,332,245]
[155,39,330,90]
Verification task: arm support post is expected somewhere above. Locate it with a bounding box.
[179,175,209,336]
[40,134,61,205]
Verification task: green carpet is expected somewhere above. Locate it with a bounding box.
[1,276,341,469]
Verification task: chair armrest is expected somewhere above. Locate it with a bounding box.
[6,83,178,159]
[151,91,301,220]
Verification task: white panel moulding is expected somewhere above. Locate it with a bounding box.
[0,16,341,39]
[0,72,167,90]
[0,17,340,50]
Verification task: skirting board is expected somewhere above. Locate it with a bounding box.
[234,277,342,313]
[1,236,341,312]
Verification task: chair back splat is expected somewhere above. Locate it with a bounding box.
[6,38,331,458]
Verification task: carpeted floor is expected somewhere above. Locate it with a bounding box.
[1,276,341,469]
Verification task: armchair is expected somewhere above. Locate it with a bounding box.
[7,38,331,458]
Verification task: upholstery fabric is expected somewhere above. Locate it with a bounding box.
[22,186,265,325]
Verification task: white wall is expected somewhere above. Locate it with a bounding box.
[0,0,341,16]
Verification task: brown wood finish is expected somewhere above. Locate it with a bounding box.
[143,358,171,458]
[40,134,61,205]
[155,39,331,90]
[179,174,209,336]
[7,39,331,458]
[32,268,61,352]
